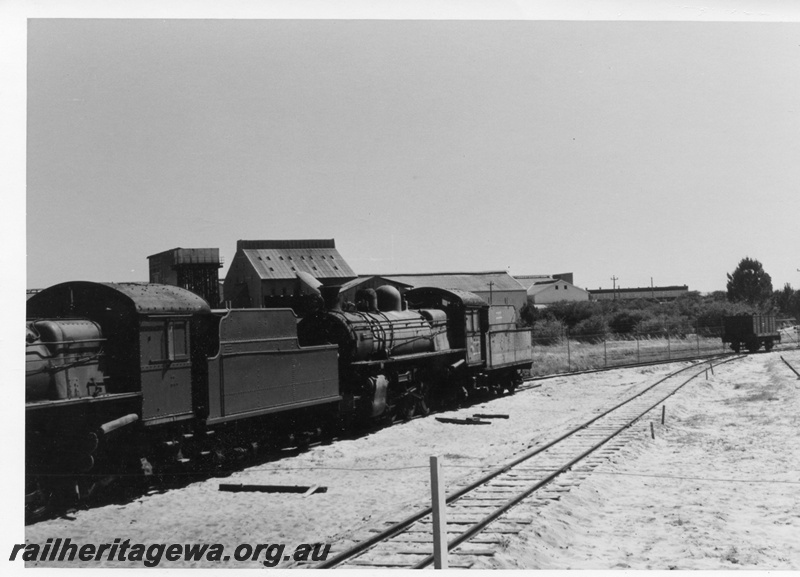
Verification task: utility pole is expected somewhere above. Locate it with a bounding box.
[611,276,618,301]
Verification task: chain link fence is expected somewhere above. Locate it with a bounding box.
[527,324,800,377]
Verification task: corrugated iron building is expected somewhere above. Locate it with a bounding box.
[379,271,527,312]
[223,239,357,311]
[590,285,690,301]
[148,248,223,306]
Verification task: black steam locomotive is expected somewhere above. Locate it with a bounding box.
[25,281,532,515]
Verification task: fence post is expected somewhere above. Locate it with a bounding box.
[430,456,448,570]
[566,328,571,372]
[667,328,671,360]
[636,332,640,364]
[696,322,700,356]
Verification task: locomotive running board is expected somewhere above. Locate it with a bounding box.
[350,349,466,367]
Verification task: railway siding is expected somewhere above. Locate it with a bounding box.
[313,358,737,569]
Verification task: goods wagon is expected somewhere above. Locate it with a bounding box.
[722,314,780,353]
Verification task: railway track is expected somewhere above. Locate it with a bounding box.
[310,354,744,569]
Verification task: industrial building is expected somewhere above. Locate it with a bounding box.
[147,248,223,306]
[590,285,690,301]
[222,239,356,311]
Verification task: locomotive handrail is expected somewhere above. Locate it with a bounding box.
[27,338,107,346]
[350,348,466,366]
[25,391,142,410]
[25,350,105,374]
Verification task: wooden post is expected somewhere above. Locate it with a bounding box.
[650,422,655,439]
[661,405,666,425]
[667,329,671,360]
[696,322,700,355]
[566,329,571,371]
[430,456,448,569]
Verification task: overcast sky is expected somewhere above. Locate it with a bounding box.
[9,1,800,298]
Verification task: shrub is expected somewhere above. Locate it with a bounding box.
[570,316,608,343]
[609,310,648,335]
[531,319,566,346]
[546,300,603,329]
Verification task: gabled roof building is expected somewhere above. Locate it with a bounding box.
[379,271,527,312]
[514,273,590,307]
[222,239,356,310]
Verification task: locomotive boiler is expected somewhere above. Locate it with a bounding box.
[298,284,532,421]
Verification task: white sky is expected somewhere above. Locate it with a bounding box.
[3,0,800,561]
[7,0,800,296]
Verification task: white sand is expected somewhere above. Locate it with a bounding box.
[23,352,800,569]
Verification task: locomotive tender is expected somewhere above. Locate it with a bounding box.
[25,280,532,514]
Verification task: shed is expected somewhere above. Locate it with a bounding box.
[515,275,590,306]
[380,271,527,312]
[223,239,357,311]
[526,279,590,305]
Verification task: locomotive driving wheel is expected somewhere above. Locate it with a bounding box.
[25,478,52,522]
[415,381,432,417]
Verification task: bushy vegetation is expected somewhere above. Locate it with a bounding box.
[519,291,773,342]
[518,258,799,345]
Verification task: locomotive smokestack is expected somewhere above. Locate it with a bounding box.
[320,285,342,311]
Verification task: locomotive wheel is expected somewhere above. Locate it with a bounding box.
[416,383,431,417]
[25,480,52,522]
[401,399,416,421]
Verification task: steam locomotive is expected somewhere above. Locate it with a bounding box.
[25,281,532,516]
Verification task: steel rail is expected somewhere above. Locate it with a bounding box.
[410,354,744,569]
[780,356,800,379]
[315,354,738,569]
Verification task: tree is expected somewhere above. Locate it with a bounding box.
[773,283,795,315]
[726,257,773,306]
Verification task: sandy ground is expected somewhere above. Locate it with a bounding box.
[492,351,800,570]
[22,351,800,569]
